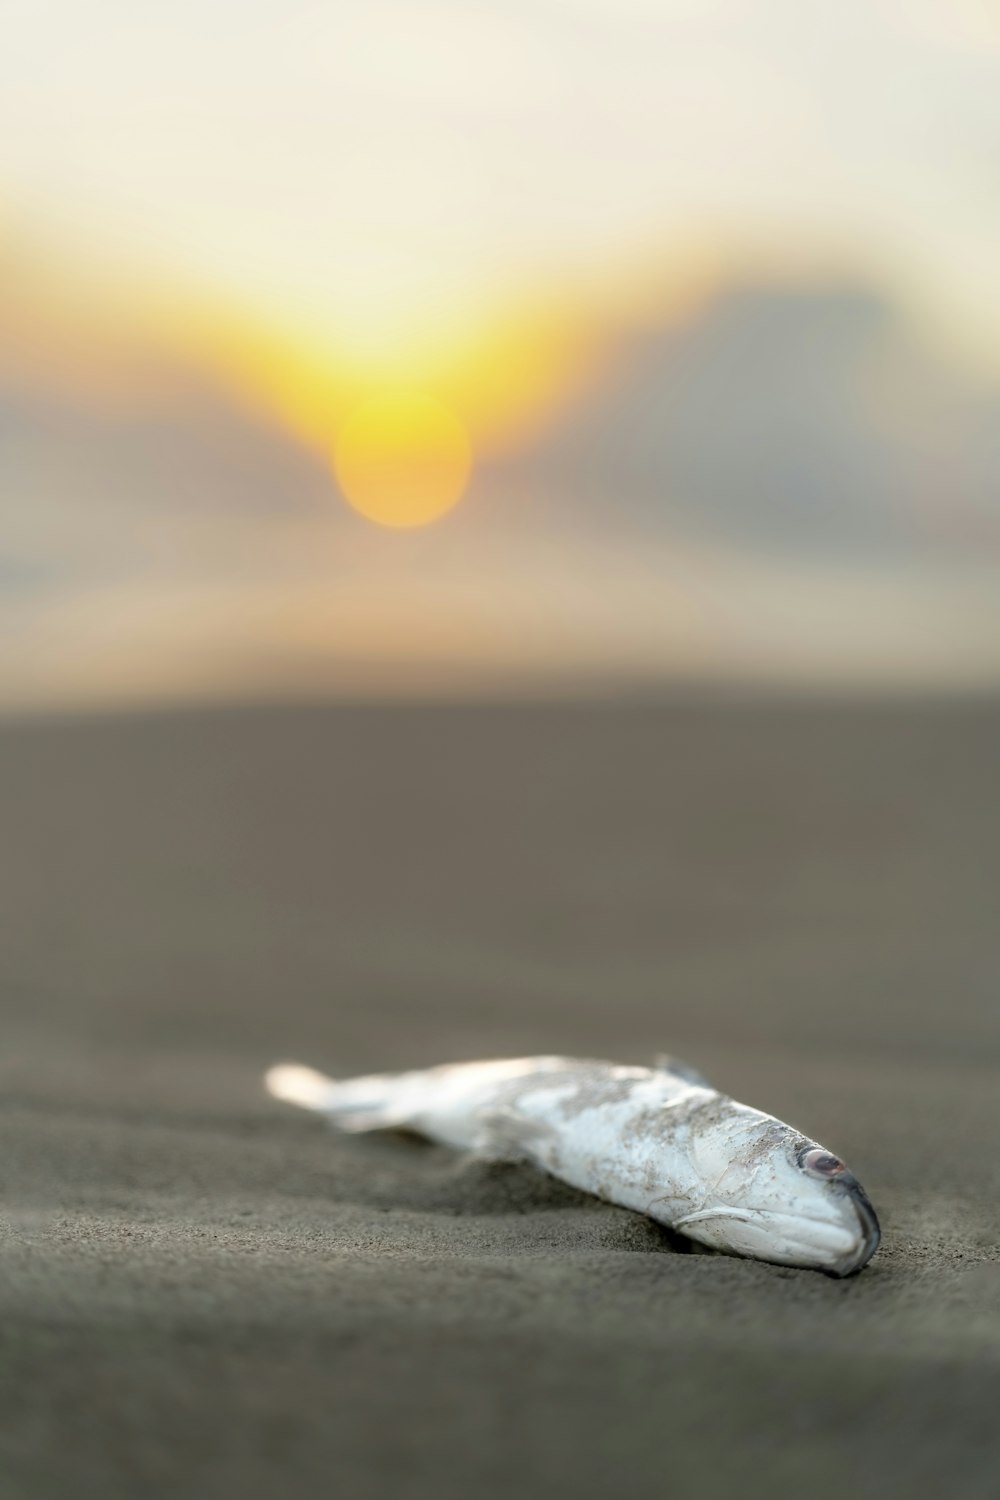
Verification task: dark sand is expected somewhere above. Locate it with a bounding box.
[1,696,998,1499]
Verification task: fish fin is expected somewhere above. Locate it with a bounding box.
[652,1053,712,1088]
[473,1106,557,1164]
[265,1062,415,1133]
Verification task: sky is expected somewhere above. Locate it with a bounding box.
[1,0,999,707]
[3,0,1000,362]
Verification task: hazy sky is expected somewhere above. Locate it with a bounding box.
[3,272,1000,711]
[3,0,999,367]
[2,0,999,708]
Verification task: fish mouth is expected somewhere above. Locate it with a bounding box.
[829,1182,881,1278]
[672,1184,881,1276]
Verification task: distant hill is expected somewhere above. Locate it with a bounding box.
[505,282,1000,564]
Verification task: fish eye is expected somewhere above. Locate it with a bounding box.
[799,1147,846,1177]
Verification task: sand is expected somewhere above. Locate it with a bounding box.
[1,696,998,1499]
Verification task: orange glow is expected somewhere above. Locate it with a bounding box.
[180,301,611,465]
[0,229,717,485]
[333,393,473,528]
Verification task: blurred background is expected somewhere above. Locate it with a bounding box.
[3,8,1000,1497]
[2,0,998,1224]
[3,0,1000,710]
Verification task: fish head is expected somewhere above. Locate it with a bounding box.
[679,1107,880,1276]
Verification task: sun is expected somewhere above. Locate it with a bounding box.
[332,392,473,529]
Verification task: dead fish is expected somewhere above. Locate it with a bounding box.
[265,1054,880,1276]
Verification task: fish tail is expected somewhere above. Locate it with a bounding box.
[264,1061,416,1132]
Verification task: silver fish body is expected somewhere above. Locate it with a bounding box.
[265,1055,880,1276]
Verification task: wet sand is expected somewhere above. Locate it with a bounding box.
[1,696,998,1498]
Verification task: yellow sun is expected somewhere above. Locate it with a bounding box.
[333,392,473,528]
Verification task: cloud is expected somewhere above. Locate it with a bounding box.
[504,280,1000,565]
[2,269,999,708]
[0,367,335,599]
